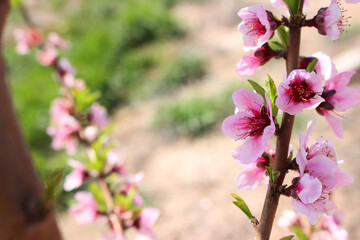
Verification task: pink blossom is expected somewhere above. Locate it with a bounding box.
[238,5,278,49]
[315,2,344,40]
[48,32,69,49]
[57,58,76,78]
[291,121,353,224]
[97,232,125,240]
[346,0,360,3]
[13,28,42,55]
[316,71,360,138]
[69,191,98,225]
[320,211,348,240]
[222,89,275,164]
[63,74,85,90]
[89,103,109,130]
[236,43,275,76]
[37,45,58,66]
[135,208,160,240]
[49,98,73,121]
[47,114,81,154]
[277,210,301,229]
[235,150,273,190]
[276,70,323,115]
[64,159,87,191]
[84,126,99,142]
[313,52,337,80]
[106,150,125,174]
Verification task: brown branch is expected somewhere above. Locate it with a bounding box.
[0,0,62,239]
[255,2,305,240]
[98,178,124,236]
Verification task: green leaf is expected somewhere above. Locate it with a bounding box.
[273,171,281,182]
[288,150,293,160]
[306,58,318,73]
[248,80,266,104]
[277,26,289,47]
[231,193,253,220]
[11,0,22,7]
[266,166,275,183]
[268,41,285,51]
[264,75,278,117]
[289,226,309,240]
[283,0,301,15]
[43,169,64,205]
[88,182,107,213]
[279,236,295,240]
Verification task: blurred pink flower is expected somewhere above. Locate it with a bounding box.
[48,32,69,49]
[84,126,99,142]
[320,211,348,240]
[37,45,58,66]
[238,5,278,49]
[47,114,81,155]
[13,28,42,55]
[276,69,323,115]
[89,103,109,130]
[222,89,275,164]
[64,159,87,191]
[70,191,98,225]
[135,208,160,240]
[97,231,125,240]
[63,74,85,90]
[57,58,76,78]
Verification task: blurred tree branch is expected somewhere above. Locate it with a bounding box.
[0,0,62,239]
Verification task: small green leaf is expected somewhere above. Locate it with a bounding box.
[279,236,295,240]
[289,226,309,240]
[43,170,64,205]
[268,41,285,51]
[306,58,318,73]
[277,26,289,47]
[88,182,107,213]
[288,150,293,160]
[264,75,278,117]
[231,193,253,220]
[248,80,266,104]
[283,0,301,15]
[273,171,281,182]
[266,166,275,183]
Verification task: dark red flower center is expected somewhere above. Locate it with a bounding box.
[287,77,316,103]
[237,106,271,139]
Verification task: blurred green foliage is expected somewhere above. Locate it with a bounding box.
[6,0,206,208]
[153,83,248,137]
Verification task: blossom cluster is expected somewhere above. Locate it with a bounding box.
[223,0,360,231]
[14,28,159,240]
[278,209,348,240]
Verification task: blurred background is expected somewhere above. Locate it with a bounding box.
[3,0,360,239]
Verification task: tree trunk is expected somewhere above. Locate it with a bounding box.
[0,1,62,239]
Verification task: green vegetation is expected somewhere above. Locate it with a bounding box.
[153,83,248,137]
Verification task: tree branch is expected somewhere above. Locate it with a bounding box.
[255,4,304,240]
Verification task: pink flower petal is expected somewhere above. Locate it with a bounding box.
[236,163,265,189]
[323,111,343,138]
[297,173,322,204]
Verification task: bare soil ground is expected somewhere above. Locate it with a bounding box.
[58,0,360,239]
